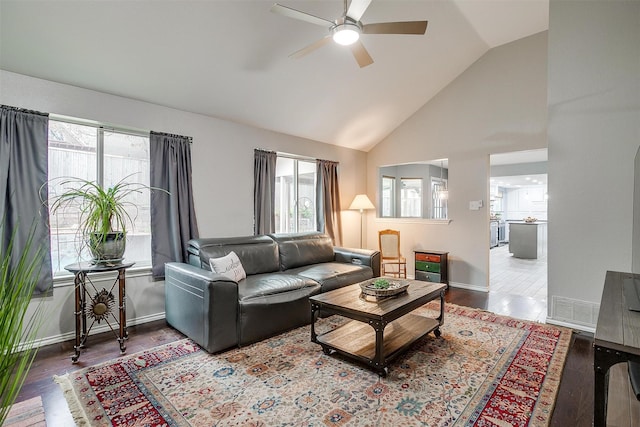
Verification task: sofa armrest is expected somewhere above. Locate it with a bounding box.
[333,247,381,277]
[165,263,239,353]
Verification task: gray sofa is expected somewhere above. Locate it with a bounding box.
[164,232,380,353]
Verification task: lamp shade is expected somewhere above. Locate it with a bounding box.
[349,194,375,211]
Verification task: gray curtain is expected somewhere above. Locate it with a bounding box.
[316,159,342,246]
[0,105,52,295]
[149,131,199,279]
[254,149,277,235]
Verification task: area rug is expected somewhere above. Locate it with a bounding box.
[55,302,571,426]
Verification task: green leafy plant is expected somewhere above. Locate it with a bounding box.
[47,174,167,262]
[0,223,45,424]
[373,278,390,289]
[49,175,148,237]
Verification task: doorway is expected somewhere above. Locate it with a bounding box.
[489,149,548,306]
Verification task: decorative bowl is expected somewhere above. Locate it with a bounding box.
[360,278,410,298]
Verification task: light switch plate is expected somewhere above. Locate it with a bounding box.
[469,200,483,210]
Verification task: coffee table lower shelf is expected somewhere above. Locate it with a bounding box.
[315,313,441,374]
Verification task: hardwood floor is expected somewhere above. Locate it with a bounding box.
[16,286,605,427]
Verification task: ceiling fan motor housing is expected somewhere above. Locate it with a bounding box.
[331,17,362,45]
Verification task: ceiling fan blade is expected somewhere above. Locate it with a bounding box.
[270,3,334,27]
[289,35,332,59]
[363,21,428,35]
[346,0,372,22]
[350,40,374,68]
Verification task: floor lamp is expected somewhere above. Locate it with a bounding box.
[349,194,375,248]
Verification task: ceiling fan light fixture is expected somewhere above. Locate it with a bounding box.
[332,23,360,45]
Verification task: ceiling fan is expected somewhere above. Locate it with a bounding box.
[270,0,428,68]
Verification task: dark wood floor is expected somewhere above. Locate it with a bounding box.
[18,288,596,426]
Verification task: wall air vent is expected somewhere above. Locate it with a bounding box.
[551,295,600,330]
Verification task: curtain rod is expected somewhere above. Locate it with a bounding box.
[254,149,338,165]
[1,104,48,117]
[51,113,149,137]
[276,151,337,164]
[50,114,193,142]
[151,130,193,143]
[274,151,313,161]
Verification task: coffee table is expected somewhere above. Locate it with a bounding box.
[310,279,446,376]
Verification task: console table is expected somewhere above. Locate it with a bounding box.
[65,262,135,363]
[594,270,640,426]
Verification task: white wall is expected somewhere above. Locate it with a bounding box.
[366,32,548,291]
[546,0,640,327]
[635,146,640,274]
[0,70,368,343]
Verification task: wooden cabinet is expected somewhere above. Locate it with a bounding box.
[414,250,449,287]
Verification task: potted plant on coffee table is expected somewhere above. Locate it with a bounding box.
[48,175,164,265]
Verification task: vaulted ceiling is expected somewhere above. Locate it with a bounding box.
[0,0,548,151]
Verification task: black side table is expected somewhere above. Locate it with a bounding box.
[64,261,135,363]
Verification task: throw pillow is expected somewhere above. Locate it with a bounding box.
[209,251,246,282]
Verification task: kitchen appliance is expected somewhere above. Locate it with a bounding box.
[490,220,498,248]
[497,220,506,243]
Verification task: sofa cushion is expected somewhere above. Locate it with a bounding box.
[209,251,246,282]
[238,272,321,302]
[237,281,320,346]
[269,232,335,270]
[189,235,280,275]
[287,262,373,293]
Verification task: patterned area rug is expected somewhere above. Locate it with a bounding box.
[55,302,571,426]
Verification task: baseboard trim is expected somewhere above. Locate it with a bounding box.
[545,316,595,333]
[28,312,166,350]
[449,282,489,293]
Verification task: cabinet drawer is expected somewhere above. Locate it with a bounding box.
[415,253,441,263]
[416,270,442,283]
[415,261,441,273]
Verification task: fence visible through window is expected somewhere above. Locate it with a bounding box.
[47,119,151,274]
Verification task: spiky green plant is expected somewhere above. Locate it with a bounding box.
[0,223,45,424]
[48,174,167,260]
[49,175,149,238]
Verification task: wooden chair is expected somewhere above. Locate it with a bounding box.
[378,229,407,278]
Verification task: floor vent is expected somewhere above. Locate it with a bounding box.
[551,296,600,328]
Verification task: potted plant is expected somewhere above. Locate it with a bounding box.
[48,175,164,264]
[0,222,45,424]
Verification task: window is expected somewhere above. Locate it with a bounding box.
[431,177,448,219]
[47,119,151,274]
[400,178,422,217]
[274,157,316,233]
[381,176,395,217]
